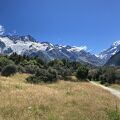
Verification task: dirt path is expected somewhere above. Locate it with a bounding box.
[90,81,120,99]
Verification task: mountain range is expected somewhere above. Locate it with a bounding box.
[0,35,120,66]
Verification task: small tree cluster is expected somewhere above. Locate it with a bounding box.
[1,65,17,77]
[47,59,80,80]
[1,52,120,85]
[88,68,102,81]
[26,68,58,83]
[88,67,120,85]
[76,66,88,80]
[0,56,14,72]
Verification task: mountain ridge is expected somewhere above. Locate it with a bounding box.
[105,51,120,66]
[1,34,120,66]
[99,40,120,61]
[0,35,103,66]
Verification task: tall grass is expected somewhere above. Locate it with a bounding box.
[0,73,119,120]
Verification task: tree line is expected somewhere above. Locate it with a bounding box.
[0,53,120,85]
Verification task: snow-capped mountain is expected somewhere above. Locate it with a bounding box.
[0,35,103,66]
[99,40,120,63]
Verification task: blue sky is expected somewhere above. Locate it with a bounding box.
[0,0,120,54]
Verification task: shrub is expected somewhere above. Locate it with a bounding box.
[76,66,88,80]
[88,69,101,81]
[99,74,107,84]
[26,68,58,84]
[0,57,14,71]
[9,53,24,64]
[56,67,73,79]
[99,67,116,84]
[48,67,58,81]
[1,65,17,77]
[20,59,41,74]
[17,65,26,73]
[25,65,40,74]
[26,75,40,84]
[115,69,120,83]
[105,68,116,84]
[48,59,64,67]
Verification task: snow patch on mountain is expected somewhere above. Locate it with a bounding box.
[67,46,87,52]
[113,40,120,46]
[99,40,120,62]
[0,35,103,66]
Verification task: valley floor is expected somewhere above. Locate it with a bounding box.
[0,74,119,120]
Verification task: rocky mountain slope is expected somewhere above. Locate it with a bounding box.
[99,40,120,62]
[0,35,103,66]
[105,51,120,66]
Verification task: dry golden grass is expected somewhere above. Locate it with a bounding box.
[0,73,119,120]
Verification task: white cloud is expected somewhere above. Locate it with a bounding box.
[0,25,5,35]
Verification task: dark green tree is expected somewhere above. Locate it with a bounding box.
[0,56,14,71]
[1,65,17,77]
[76,66,88,80]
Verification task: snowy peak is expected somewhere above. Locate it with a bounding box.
[113,40,120,46]
[0,35,36,42]
[66,46,87,52]
[99,40,120,61]
[0,35,103,66]
[54,45,87,53]
[1,34,120,66]
[0,35,51,55]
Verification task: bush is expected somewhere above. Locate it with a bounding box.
[48,67,58,80]
[0,57,14,71]
[56,67,73,79]
[17,65,26,73]
[76,66,88,80]
[26,68,58,84]
[25,64,40,74]
[99,67,116,84]
[115,69,120,83]
[48,59,64,67]
[99,74,107,84]
[1,65,17,77]
[88,69,101,81]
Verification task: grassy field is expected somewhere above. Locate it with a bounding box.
[0,74,119,120]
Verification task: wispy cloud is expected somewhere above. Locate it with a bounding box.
[0,25,5,35]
